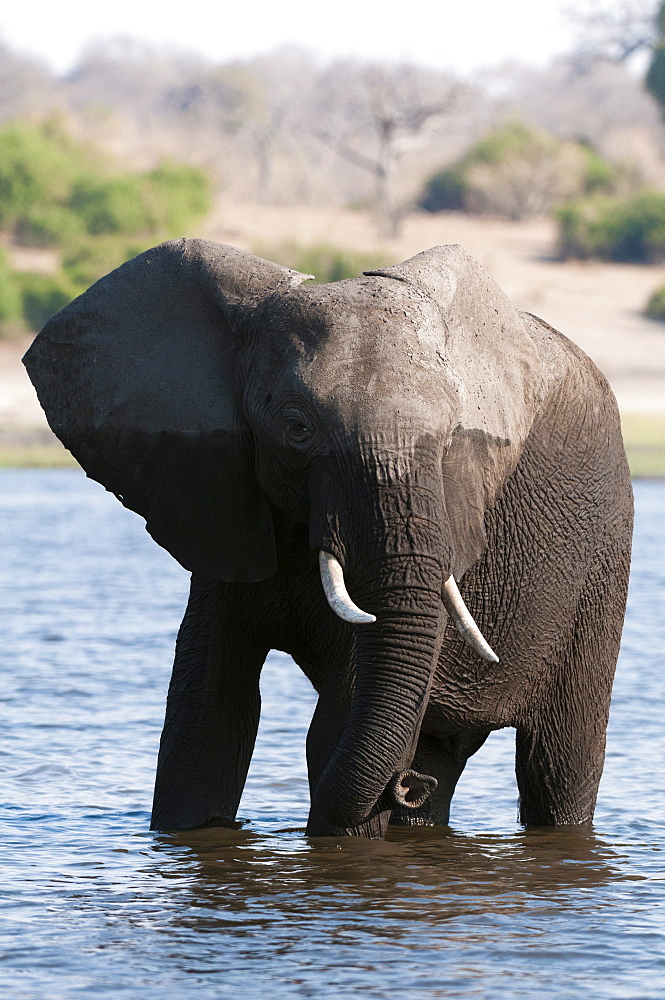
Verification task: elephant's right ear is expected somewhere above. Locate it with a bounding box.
[23,238,312,582]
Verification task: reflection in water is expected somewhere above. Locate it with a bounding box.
[1,472,664,999]
[155,825,627,917]
[109,825,653,998]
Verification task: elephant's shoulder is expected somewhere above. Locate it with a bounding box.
[518,311,630,494]
[519,310,618,412]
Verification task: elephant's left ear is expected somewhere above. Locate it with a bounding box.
[23,239,312,582]
[366,245,545,577]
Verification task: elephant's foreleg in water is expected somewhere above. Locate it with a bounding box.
[515,557,627,827]
[150,576,269,831]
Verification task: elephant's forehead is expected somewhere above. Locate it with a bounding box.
[292,276,445,351]
[286,279,459,425]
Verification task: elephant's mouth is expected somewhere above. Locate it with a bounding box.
[318,549,498,663]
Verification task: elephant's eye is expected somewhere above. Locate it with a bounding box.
[286,419,314,447]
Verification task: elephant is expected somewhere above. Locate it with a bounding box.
[23,238,633,838]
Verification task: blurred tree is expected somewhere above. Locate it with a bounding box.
[313,64,463,237]
[66,37,197,123]
[569,1,665,119]
[162,63,262,135]
[482,57,659,150]
[646,3,665,112]
[247,50,319,205]
[0,42,57,122]
[164,55,300,203]
[14,34,652,212]
[570,0,657,65]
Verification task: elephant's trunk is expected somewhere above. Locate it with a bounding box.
[311,555,445,830]
[307,459,454,832]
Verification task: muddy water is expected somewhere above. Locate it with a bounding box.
[1,471,664,999]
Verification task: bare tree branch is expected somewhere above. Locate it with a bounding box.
[311,127,381,174]
[312,64,463,237]
[567,0,657,67]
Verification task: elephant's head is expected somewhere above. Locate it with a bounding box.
[23,239,543,831]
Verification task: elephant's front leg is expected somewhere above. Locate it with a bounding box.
[150,575,270,831]
[515,555,626,827]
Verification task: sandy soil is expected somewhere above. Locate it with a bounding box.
[2,208,664,444]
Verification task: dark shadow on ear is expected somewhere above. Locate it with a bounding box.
[23,238,311,582]
[442,426,513,580]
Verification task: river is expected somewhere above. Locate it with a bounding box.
[1,470,663,998]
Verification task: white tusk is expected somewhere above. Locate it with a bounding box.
[319,551,376,625]
[442,575,499,663]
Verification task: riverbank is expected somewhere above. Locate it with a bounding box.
[2,207,664,474]
[620,413,665,478]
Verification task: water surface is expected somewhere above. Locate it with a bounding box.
[1,471,664,998]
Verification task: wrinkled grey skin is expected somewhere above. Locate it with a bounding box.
[23,239,633,838]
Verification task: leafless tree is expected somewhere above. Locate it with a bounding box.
[566,2,665,133]
[0,42,58,122]
[568,0,657,66]
[243,50,319,204]
[313,64,464,237]
[484,56,661,149]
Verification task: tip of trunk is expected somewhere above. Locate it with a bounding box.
[384,769,438,810]
[315,768,439,830]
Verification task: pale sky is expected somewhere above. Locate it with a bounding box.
[1,0,579,76]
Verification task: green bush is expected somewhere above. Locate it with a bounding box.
[69,161,211,239]
[0,241,156,336]
[145,161,212,234]
[257,242,392,283]
[69,174,157,237]
[0,120,212,247]
[581,142,618,194]
[0,121,88,231]
[557,198,608,259]
[557,191,665,263]
[0,249,23,334]
[419,165,466,213]
[62,238,149,291]
[645,284,665,320]
[14,204,88,248]
[418,122,618,220]
[0,257,76,336]
[17,271,78,331]
[465,120,541,166]
[0,118,213,337]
